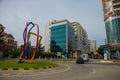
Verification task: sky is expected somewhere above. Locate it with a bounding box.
[0,0,106,47]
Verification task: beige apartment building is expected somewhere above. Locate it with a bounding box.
[0,24,17,51]
[89,40,97,54]
[71,22,89,52]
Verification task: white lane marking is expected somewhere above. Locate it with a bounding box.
[92,69,96,74]
[87,68,96,78]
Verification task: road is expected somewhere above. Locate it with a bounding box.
[0,60,120,80]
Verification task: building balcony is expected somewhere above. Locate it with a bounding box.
[113,2,120,6]
[113,4,120,9]
[113,7,120,12]
[112,0,120,4]
[105,11,113,16]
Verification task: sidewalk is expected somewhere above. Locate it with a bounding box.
[100,60,114,63]
[90,59,120,64]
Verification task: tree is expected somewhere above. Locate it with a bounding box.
[11,48,22,58]
[97,46,104,56]
[0,24,5,59]
[0,24,4,48]
[38,52,57,59]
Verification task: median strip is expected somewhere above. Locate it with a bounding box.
[0,61,58,70]
[2,74,10,76]
[0,66,58,70]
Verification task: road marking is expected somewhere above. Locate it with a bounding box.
[92,69,96,74]
[2,74,9,76]
[38,68,42,70]
[87,68,96,78]
[8,68,13,70]
[29,68,34,70]
[19,68,24,70]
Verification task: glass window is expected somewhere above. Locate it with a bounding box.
[105,17,120,44]
[50,24,66,52]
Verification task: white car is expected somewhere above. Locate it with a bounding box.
[80,53,89,62]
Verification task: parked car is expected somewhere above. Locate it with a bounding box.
[76,57,84,64]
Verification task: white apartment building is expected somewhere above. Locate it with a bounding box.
[45,21,51,52]
[89,40,97,54]
[71,22,89,52]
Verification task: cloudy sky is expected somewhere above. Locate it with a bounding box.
[0,0,105,46]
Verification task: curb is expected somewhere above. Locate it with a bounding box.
[100,60,114,63]
[0,64,68,77]
[0,65,58,71]
[113,60,120,62]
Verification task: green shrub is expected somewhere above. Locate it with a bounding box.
[11,48,21,58]
[38,52,57,58]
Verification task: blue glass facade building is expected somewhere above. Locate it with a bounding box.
[102,0,120,59]
[105,17,120,44]
[102,0,120,45]
[50,23,74,53]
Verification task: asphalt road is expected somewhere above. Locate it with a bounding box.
[0,61,120,80]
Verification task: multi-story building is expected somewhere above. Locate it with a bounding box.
[89,40,97,54]
[45,22,51,52]
[71,22,89,52]
[102,0,120,45]
[45,19,89,58]
[45,19,75,55]
[0,24,5,52]
[0,24,17,52]
[0,24,5,34]
[2,33,17,51]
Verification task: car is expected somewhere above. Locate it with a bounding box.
[94,55,98,59]
[76,57,84,64]
[80,53,89,62]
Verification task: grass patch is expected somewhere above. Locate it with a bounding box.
[0,61,58,68]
